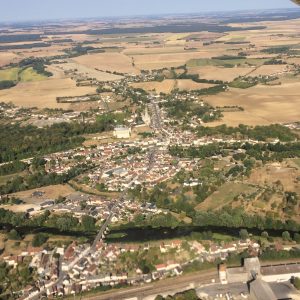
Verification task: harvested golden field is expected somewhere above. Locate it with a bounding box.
[0,234,30,258]
[0,78,96,109]
[0,52,20,67]
[123,46,186,55]
[188,66,253,82]
[51,61,123,81]
[248,64,288,77]
[248,162,300,193]
[73,52,139,74]
[0,185,75,213]
[130,80,176,94]
[16,45,66,58]
[176,79,215,91]
[239,160,300,221]
[165,34,188,46]
[131,50,224,70]
[205,111,270,127]
[12,184,74,203]
[286,57,300,65]
[205,80,300,125]
[46,64,67,79]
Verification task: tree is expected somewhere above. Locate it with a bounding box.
[18,265,32,282]
[8,229,21,240]
[81,215,96,232]
[282,231,291,241]
[239,229,249,240]
[139,259,153,274]
[294,233,300,243]
[293,277,300,290]
[261,231,269,239]
[0,262,8,281]
[53,253,60,260]
[56,215,78,232]
[32,233,48,247]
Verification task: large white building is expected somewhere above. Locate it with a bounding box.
[113,126,131,139]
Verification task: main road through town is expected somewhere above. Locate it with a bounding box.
[25,97,166,300]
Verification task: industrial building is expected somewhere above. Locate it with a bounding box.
[219,258,300,300]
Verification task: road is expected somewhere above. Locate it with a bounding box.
[76,270,218,300]
[24,97,166,300]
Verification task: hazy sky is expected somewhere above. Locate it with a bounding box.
[0,0,297,22]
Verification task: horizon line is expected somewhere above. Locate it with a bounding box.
[0,7,299,25]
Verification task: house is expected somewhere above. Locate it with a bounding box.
[160,243,167,253]
[209,244,222,255]
[155,264,167,272]
[171,240,182,249]
[27,246,43,256]
[191,241,206,254]
[166,262,180,271]
[64,243,76,261]
[4,256,18,268]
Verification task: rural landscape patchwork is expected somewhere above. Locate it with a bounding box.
[1,1,300,300]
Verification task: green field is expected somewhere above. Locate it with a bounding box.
[19,67,46,82]
[106,232,127,239]
[196,182,257,211]
[0,67,47,83]
[187,58,267,68]
[0,171,27,185]
[228,78,257,89]
[212,233,235,242]
[0,67,19,81]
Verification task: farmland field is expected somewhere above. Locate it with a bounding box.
[73,52,139,74]
[131,50,225,70]
[176,79,215,91]
[0,77,96,108]
[130,80,176,94]
[187,57,267,68]
[196,182,257,211]
[293,159,300,169]
[0,66,47,82]
[187,66,254,82]
[248,64,288,77]
[204,79,300,125]
[0,67,19,81]
[51,61,123,81]
[0,184,75,213]
[0,52,19,67]
[248,163,300,193]
[19,67,47,82]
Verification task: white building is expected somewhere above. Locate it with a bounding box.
[113,126,131,139]
[142,108,151,126]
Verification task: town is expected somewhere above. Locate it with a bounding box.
[1,3,300,300]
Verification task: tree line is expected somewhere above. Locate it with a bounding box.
[0,164,91,195]
[0,113,117,163]
[196,124,297,142]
